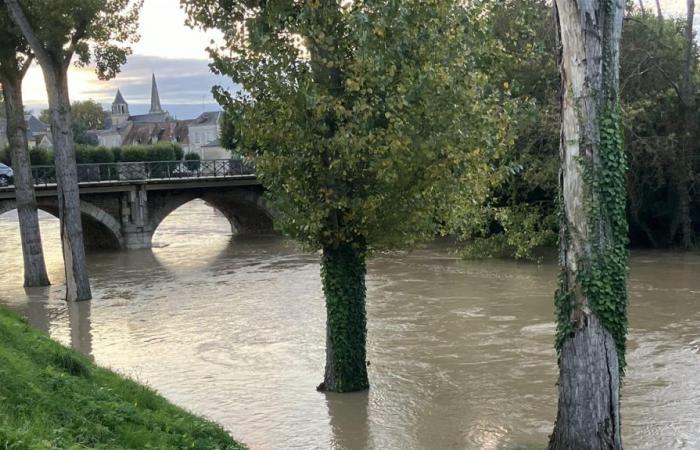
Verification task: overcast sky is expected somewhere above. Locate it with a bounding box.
[22,0,689,118]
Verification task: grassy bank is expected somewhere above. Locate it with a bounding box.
[0,306,245,449]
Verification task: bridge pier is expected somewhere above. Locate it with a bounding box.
[120,186,154,249]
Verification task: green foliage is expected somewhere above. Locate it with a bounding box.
[111,146,123,162]
[119,143,182,162]
[185,151,201,170]
[71,100,107,130]
[0,306,245,449]
[12,0,143,81]
[621,11,700,247]
[29,147,53,166]
[75,145,114,164]
[0,147,54,166]
[184,0,512,253]
[469,2,700,256]
[0,147,10,165]
[319,241,369,392]
[452,0,559,259]
[173,144,184,161]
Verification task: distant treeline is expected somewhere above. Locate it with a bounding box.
[0,143,190,166]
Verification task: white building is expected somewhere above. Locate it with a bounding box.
[90,74,227,159]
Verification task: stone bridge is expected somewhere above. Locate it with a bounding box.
[0,175,273,250]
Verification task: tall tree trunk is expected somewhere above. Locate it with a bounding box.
[4,0,92,301]
[678,0,696,249]
[655,0,663,22]
[550,1,627,449]
[0,71,50,287]
[43,65,92,301]
[317,241,369,393]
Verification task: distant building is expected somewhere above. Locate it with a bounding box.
[90,74,228,159]
[0,114,51,149]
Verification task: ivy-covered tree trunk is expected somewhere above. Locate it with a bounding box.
[0,69,50,287]
[44,65,92,301]
[550,1,627,449]
[317,241,369,393]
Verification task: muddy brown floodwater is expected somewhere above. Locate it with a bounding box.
[1,200,699,449]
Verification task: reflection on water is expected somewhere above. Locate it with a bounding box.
[1,200,699,449]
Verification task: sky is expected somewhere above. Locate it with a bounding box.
[22,0,231,118]
[21,0,689,119]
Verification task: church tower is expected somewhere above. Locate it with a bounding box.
[149,74,163,113]
[111,89,129,127]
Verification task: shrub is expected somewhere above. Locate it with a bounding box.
[173,143,184,160]
[111,146,122,162]
[147,143,176,162]
[184,152,201,171]
[75,145,114,164]
[29,148,54,166]
[120,145,149,162]
[0,147,10,166]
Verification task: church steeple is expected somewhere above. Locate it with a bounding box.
[112,89,128,115]
[149,73,162,113]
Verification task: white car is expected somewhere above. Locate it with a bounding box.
[0,163,13,187]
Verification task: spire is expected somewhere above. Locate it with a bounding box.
[112,89,128,116]
[149,73,162,113]
[113,89,126,105]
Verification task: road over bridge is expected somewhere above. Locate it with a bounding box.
[0,159,273,250]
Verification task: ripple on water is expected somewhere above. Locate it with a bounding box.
[1,203,699,449]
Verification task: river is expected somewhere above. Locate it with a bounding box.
[1,200,699,449]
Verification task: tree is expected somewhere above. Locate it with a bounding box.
[183,0,511,392]
[41,100,106,145]
[0,9,50,287]
[4,0,142,301]
[549,0,627,448]
[677,0,696,248]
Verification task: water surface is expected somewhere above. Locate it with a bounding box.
[1,201,699,449]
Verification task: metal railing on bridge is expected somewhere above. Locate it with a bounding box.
[29,159,255,187]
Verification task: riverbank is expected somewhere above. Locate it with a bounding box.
[0,305,245,449]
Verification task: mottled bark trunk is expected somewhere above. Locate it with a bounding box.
[44,65,92,301]
[317,241,369,393]
[5,0,92,301]
[1,72,50,287]
[550,1,627,448]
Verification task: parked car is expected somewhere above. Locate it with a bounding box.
[0,163,13,187]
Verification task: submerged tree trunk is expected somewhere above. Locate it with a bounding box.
[1,71,50,287]
[5,0,92,301]
[317,241,369,393]
[550,1,627,449]
[44,65,92,301]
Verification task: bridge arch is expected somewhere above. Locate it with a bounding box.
[148,187,274,237]
[0,199,124,250]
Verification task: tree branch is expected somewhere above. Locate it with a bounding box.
[63,18,89,69]
[19,53,34,79]
[3,0,51,71]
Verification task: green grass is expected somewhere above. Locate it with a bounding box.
[0,306,246,450]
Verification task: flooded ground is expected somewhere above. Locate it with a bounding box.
[1,200,699,449]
